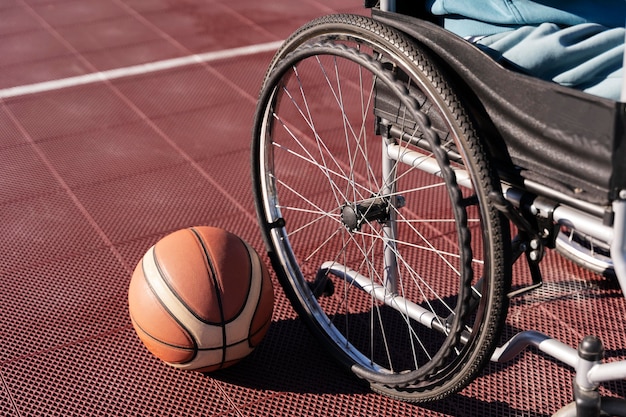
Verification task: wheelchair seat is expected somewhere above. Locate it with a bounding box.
[373,8,626,208]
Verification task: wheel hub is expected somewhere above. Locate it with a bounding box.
[341,195,403,231]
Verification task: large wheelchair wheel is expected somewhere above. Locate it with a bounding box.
[251,14,511,402]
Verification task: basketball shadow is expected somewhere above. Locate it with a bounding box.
[205,316,543,416]
[206,316,368,396]
[210,305,451,396]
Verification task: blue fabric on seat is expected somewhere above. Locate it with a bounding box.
[477,23,624,100]
[426,0,626,100]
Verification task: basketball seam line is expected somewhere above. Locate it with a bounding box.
[243,240,267,347]
[129,315,194,351]
[142,252,199,359]
[153,232,220,326]
[132,313,245,351]
[248,318,272,348]
[190,227,228,370]
[235,236,256,322]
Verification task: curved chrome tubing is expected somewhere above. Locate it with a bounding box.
[320,252,626,415]
[491,329,626,416]
[317,263,626,384]
[490,330,626,384]
[316,261,444,333]
[317,165,626,416]
[323,5,626,410]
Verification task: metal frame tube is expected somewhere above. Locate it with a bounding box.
[491,330,579,367]
[317,261,439,330]
[587,360,626,384]
[611,200,626,296]
[381,127,399,293]
[380,0,396,12]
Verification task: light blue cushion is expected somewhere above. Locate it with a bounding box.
[477,23,624,100]
[426,0,626,99]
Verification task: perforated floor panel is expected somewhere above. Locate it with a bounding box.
[0,1,624,416]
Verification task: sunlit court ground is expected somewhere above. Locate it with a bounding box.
[0,0,624,416]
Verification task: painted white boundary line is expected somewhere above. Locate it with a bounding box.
[0,40,284,99]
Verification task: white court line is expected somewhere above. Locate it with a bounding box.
[0,40,284,99]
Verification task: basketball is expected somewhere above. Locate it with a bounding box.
[128,226,274,372]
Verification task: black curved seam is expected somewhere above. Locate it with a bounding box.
[129,310,193,352]
[142,253,198,361]
[246,253,271,347]
[229,235,255,322]
[196,338,254,350]
[248,316,272,348]
[152,237,219,326]
[190,227,228,370]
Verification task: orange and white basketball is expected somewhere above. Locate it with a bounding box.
[128,226,274,372]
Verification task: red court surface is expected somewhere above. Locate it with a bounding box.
[0,1,624,416]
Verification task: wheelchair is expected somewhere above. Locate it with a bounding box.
[250,1,626,415]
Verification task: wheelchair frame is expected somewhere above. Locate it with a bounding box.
[377,2,626,414]
[252,1,626,414]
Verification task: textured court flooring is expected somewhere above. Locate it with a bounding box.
[0,1,624,416]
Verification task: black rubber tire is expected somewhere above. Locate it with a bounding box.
[251,14,511,402]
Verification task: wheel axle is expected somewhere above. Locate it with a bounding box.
[341,195,404,231]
